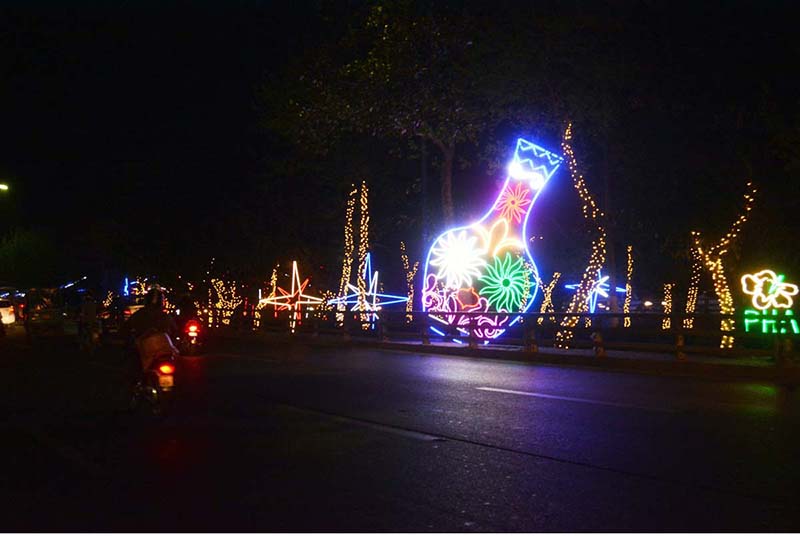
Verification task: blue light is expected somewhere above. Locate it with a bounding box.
[564,269,626,313]
[123,277,129,297]
[328,252,409,328]
[421,137,563,342]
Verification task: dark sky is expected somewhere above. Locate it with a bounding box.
[1,0,799,288]
[0,1,323,278]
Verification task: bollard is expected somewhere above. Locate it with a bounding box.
[591,331,606,358]
[378,318,388,342]
[421,314,430,345]
[468,316,478,349]
[342,315,351,342]
[774,336,787,368]
[524,324,538,353]
[675,333,686,361]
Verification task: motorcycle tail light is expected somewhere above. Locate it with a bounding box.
[185,320,200,334]
[158,363,175,375]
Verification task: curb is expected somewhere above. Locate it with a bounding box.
[212,332,800,386]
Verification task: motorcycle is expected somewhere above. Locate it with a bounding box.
[130,331,179,416]
[175,317,203,356]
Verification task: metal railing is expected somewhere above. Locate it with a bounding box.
[200,307,798,363]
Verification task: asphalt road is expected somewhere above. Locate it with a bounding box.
[1,328,799,531]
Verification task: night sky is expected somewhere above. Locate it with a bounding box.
[1,1,798,292]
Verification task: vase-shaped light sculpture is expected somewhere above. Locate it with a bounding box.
[422,138,563,340]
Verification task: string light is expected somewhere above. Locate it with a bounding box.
[422,137,563,342]
[564,269,626,314]
[400,241,419,321]
[102,291,114,309]
[338,186,358,316]
[623,245,633,328]
[556,123,606,348]
[690,182,757,348]
[683,250,702,329]
[537,272,560,325]
[357,181,370,315]
[661,283,674,330]
[211,278,243,325]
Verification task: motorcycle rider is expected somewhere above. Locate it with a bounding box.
[121,287,177,390]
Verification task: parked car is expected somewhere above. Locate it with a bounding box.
[24,288,66,338]
[0,299,15,325]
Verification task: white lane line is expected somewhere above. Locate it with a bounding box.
[476,386,673,413]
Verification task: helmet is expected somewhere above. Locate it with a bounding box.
[144,286,164,309]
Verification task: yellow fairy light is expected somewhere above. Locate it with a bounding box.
[683,249,702,329]
[661,283,674,330]
[338,185,358,310]
[400,241,419,321]
[537,272,561,325]
[688,182,756,348]
[357,181,370,317]
[102,290,114,309]
[623,245,633,328]
[556,123,606,348]
[211,278,243,325]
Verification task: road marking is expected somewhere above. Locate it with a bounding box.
[476,386,673,412]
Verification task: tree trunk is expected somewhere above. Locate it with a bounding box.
[440,143,455,224]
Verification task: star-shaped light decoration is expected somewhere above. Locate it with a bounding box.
[260,261,323,332]
[564,269,626,313]
[328,253,408,328]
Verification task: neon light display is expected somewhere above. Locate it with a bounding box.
[741,270,799,335]
[260,261,323,333]
[422,138,563,341]
[328,252,408,328]
[741,270,798,310]
[564,270,626,314]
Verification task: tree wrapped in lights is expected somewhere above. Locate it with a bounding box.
[337,186,358,319]
[686,182,756,348]
[661,283,674,330]
[536,272,561,325]
[623,245,633,328]
[400,241,419,321]
[556,123,607,348]
[357,181,370,315]
[211,278,243,325]
[683,249,702,329]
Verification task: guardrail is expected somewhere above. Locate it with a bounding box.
[200,308,798,364]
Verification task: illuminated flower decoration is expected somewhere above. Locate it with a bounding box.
[496,182,531,223]
[479,252,530,312]
[475,313,509,339]
[473,218,525,256]
[741,269,799,310]
[429,230,486,289]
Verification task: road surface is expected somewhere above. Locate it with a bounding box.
[1,330,798,531]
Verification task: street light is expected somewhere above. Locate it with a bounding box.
[0,184,8,191]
